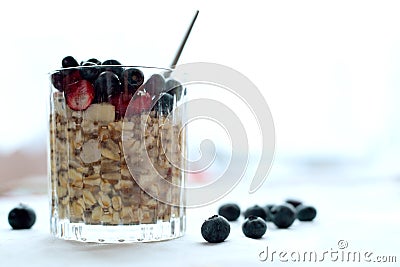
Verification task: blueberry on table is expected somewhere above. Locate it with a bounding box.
[102,59,123,77]
[242,216,267,239]
[94,71,121,103]
[285,199,303,208]
[8,203,36,230]
[201,215,230,243]
[271,204,296,229]
[296,205,317,221]
[264,204,276,222]
[244,205,267,221]
[218,203,241,221]
[121,68,144,94]
[62,56,79,68]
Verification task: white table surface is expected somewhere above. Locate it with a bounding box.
[1,166,399,267]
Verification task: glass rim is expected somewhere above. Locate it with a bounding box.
[49,65,173,75]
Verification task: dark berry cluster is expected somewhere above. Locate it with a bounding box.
[201,199,317,243]
[51,56,183,118]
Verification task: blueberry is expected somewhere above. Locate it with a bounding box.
[271,204,296,229]
[102,59,121,65]
[242,216,267,239]
[218,203,241,221]
[102,59,123,77]
[264,204,276,222]
[244,205,267,221]
[83,58,101,65]
[8,204,36,230]
[121,68,144,94]
[62,56,79,68]
[51,72,64,91]
[285,199,303,208]
[296,205,317,221]
[154,93,174,114]
[145,74,165,96]
[79,62,101,81]
[165,79,184,100]
[201,215,230,243]
[63,69,82,86]
[94,71,121,103]
[50,69,81,91]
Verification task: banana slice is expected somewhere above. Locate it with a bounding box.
[80,139,101,163]
[83,103,115,123]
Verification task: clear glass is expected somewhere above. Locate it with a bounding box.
[48,66,186,243]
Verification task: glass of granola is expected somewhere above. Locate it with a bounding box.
[48,57,186,242]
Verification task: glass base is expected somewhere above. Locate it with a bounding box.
[50,217,186,243]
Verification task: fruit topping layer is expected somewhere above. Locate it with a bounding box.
[51,56,183,117]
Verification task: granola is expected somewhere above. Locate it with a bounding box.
[49,92,185,225]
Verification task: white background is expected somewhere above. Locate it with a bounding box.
[1,0,400,170]
[0,1,399,266]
